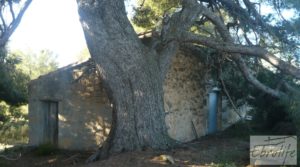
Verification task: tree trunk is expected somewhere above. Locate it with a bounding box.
[76,0,175,160]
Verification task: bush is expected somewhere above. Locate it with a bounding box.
[0,101,28,145]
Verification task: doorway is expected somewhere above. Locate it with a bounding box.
[42,101,58,145]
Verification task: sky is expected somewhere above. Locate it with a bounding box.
[9,0,88,67]
[9,0,136,67]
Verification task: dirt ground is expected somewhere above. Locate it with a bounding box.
[0,133,253,167]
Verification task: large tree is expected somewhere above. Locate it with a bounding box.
[76,0,300,161]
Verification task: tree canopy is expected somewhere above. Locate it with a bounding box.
[13,49,59,80]
[132,0,300,98]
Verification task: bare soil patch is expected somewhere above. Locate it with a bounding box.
[0,134,253,167]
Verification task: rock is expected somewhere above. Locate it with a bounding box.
[158,154,175,164]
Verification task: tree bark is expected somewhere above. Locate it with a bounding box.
[77,0,175,161]
[76,0,300,161]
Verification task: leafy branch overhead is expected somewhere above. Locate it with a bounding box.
[133,0,300,98]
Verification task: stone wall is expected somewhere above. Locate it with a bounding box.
[28,61,112,150]
[29,51,212,150]
[164,52,210,142]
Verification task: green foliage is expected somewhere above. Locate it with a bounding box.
[0,49,58,105]
[221,63,299,134]
[250,95,296,134]
[0,54,30,105]
[0,101,28,144]
[12,49,59,80]
[132,6,158,29]
[133,0,300,108]
[0,49,58,145]
[140,0,181,16]
[0,0,31,105]
[132,0,181,30]
[215,49,300,134]
[279,94,300,135]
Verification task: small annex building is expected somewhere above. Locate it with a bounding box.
[28,51,242,150]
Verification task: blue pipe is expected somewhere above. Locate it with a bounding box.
[208,88,219,134]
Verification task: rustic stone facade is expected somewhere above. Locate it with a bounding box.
[164,52,210,142]
[28,61,112,150]
[28,52,216,150]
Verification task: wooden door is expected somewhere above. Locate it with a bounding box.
[44,101,58,145]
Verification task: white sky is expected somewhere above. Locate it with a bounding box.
[8,0,137,67]
[9,0,88,67]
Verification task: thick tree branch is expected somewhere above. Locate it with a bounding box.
[194,2,232,41]
[8,1,15,21]
[234,58,284,98]
[283,82,300,95]
[181,2,286,98]
[181,32,300,79]
[181,43,285,97]
[157,0,201,78]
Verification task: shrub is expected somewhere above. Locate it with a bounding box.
[0,101,28,145]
